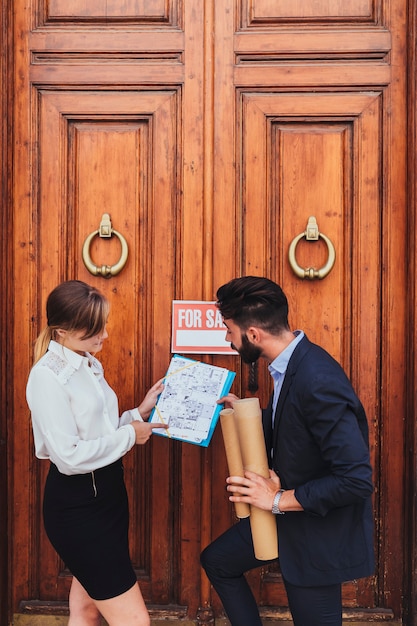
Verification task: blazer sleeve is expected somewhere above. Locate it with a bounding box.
[288,368,373,517]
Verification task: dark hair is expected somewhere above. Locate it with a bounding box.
[34,280,109,362]
[216,276,289,334]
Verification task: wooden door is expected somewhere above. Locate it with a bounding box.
[9,0,408,623]
[208,1,406,622]
[12,1,204,620]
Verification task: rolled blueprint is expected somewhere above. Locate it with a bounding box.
[220,408,250,519]
[233,397,278,560]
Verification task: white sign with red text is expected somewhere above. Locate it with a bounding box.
[171,300,237,354]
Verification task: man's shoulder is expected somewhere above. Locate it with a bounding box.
[290,335,345,376]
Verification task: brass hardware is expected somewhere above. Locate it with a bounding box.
[288,216,336,280]
[82,213,129,278]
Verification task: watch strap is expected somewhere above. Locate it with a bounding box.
[272,489,285,515]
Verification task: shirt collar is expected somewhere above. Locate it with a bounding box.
[268,330,304,378]
[48,340,102,375]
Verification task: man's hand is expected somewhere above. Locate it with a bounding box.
[226,469,281,511]
[217,393,240,409]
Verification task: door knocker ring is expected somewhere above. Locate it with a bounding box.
[288,216,336,280]
[82,213,129,278]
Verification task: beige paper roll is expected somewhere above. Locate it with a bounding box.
[220,409,251,519]
[233,397,278,560]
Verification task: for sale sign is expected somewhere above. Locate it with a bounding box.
[171,300,237,354]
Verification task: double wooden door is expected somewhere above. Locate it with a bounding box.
[8,0,409,623]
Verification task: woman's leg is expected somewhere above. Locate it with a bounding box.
[68,577,102,626]
[93,582,150,626]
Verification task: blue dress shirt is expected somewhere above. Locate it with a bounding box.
[268,330,304,422]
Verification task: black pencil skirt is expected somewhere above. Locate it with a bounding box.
[43,459,137,600]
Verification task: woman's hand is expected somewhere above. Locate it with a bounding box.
[138,378,165,420]
[131,420,169,445]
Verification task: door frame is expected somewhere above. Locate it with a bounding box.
[407,0,417,623]
[0,0,12,624]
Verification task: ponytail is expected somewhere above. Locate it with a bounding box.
[33,326,53,364]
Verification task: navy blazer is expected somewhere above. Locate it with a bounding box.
[262,335,374,586]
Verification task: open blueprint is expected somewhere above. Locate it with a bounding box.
[149,354,236,447]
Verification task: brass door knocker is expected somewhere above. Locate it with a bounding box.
[82,213,129,278]
[288,216,336,280]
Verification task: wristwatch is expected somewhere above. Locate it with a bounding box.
[271,489,285,515]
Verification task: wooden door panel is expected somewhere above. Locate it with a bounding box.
[42,0,177,23]
[241,90,381,363]
[241,0,375,21]
[234,64,390,88]
[24,86,179,603]
[235,31,391,55]
[238,89,381,609]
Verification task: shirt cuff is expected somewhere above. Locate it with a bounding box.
[130,407,144,422]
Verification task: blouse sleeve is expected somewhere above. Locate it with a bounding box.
[119,407,144,425]
[27,365,137,475]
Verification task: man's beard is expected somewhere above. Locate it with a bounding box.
[231,332,262,364]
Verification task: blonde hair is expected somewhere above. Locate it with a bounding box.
[33,280,109,363]
[34,327,54,363]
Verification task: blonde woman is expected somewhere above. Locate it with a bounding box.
[26,280,168,626]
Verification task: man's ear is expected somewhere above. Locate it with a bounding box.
[245,326,262,343]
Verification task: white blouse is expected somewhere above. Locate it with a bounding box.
[26,340,142,475]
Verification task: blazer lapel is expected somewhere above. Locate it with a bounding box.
[272,335,310,452]
[272,374,292,438]
[262,396,274,466]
